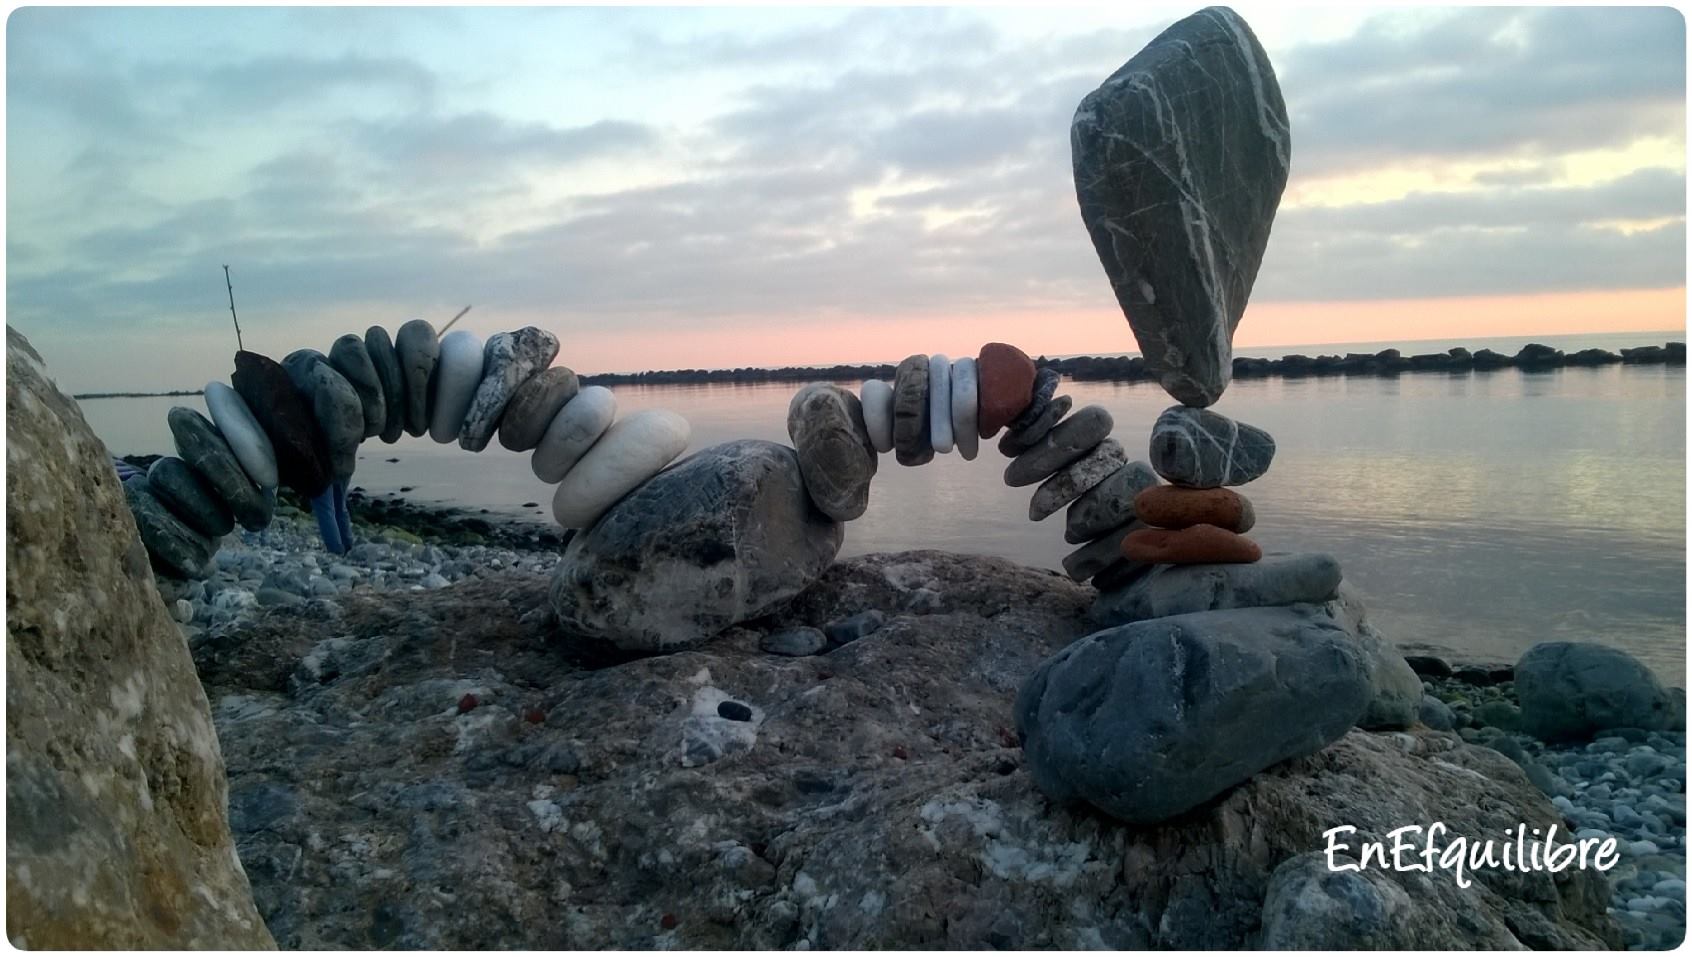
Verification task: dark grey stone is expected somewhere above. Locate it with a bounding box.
[364,326,405,444]
[497,367,580,453]
[1014,603,1370,825]
[1516,642,1675,741]
[166,407,272,531]
[1060,521,1143,582]
[146,456,234,538]
[328,333,386,439]
[1088,552,1342,625]
[1261,852,1410,949]
[1092,558,1153,593]
[718,701,754,722]
[551,440,843,652]
[760,627,828,657]
[1065,460,1159,544]
[1419,695,1456,731]
[394,319,439,438]
[1005,405,1113,487]
[823,609,886,647]
[1404,655,1454,678]
[460,327,560,452]
[1029,439,1125,521]
[289,359,363,479]
[892,354,932,467]
[1148,405,1275,487]
[787,383,878,522]
[232,349,332,499]
[997,395,1072,458]
[124,479,216,579]
[1004,368,1060,434]
[1072,6,1290,408]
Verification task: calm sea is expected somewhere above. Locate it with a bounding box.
[80,331,1687,679]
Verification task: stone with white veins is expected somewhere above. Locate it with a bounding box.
[1072,6,1290,408]
[532,385,616,483]
[328,333,386,438]
[364,326,406,443]
[1066,460,1160,544]
[859,379,895,453]
[203,381,278,491]
[999,395,1072,458]
[927,354,954,454]
[394,319,439,437]
[429,330,484,444]
[950,357,979,461]
[1004,405,1114,487]
[552,409,691,529]
[460,327,560,452]
[1029,438,1126,521]
[1148,404,1275,488]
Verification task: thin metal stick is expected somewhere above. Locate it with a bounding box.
[223,265,244,351]
[440,305,472,334]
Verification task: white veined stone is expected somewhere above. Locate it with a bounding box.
[950,357,979,461]
[202,381,278,489]
[531,385,616,483]
[927,354,954,454]
[859,379,895,453]
[429,330,485,443]
[551,409,691,529]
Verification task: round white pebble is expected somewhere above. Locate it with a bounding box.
[552,409,691,528]
[927,354,953,454]
[531,385,616,483]
[950,357,979,461]
[860,379,894,453]
[203,380,279,489]
[428,330,484,443]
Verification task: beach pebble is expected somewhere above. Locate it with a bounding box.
[147,456,235,539]
[1061,522,1144,582]
[1029,438,1125,521]
[125,480,215,579]
[1005,367,1060,435]
[167,407,273,531]
[1135,485,1257,533]
[975,342,1035,438]
[551,409,691,529]
[498,367,580,453]
[949,357,979,461]
[1149,406,1276,487]
[1123,524,1262,564]
[998,395,1072,458]
[532,385,616,483]
[760,627,828,657]
[1065,460,1159,544]
[892,354,933,467]
[927,354,953,454]
[429,330,485,444]
[1004,405,1114,487]
[232,350,331,498]
[328,333,387,439]
[364,326,406,443]
[859,379,895,454]
[203,381,279,491]
[787,383,877,522]
[294,360,364,480]
[394,319,440,437]
[460,327,560,452]
[823,609,886,647]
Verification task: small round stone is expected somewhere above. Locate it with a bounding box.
[1029,439,1126,521]
[393,319,440,438]
[146,456,234,538]
[1149,405,1276,487]
[999,395,1072,458]
[364,325,406,443]
[717,701,754,722]
[429,330,485,444]
[788,383,878,522]
[328,333,386,439]
[1005,367,1060,434]
[202,381,278,491]
[1004,405,1113,487]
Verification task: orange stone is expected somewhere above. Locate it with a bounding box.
[1122,524,1262,564]
[1134,485,1256,533]
[976,342,1037,438]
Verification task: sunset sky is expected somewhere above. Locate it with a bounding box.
[7,5,1687,392]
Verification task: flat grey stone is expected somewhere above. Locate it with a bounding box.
[166,407,272,531]
[1092,558,1153,593]
[293,360,364,480]
[892,354,932,467]
[328,333,386,439]
[823,609,886,647]
[1060,521,1143,582]
[1014,603,1369,825]
[1072,6,1290,408]
[498,367,580,453]
[364,326,405,443]
[760,627,828,657]
[460,327,560,452]
[1065,460,1159,544]
[1029,438,1125,521]
[787,383,878,522]
[998,395,1072,458]
[1089,552,1343,625]
[1004,368,1060,434]
[124,479,216,580]
[146,456,234,538]
[1148,405,1275,487]
[394,319,439,438]
[1004,405,1113,487]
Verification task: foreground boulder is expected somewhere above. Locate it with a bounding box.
[1323,584,1424,731]
[1015,603,1371,824]
[5,327,273,948]
[1516,641,1676,741]
[551,440,842,651]
[196,553,1615,948]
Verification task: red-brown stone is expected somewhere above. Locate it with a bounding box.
[1134,485,1256,533]
[976,342,1037,438]
[1122,524,1262,564]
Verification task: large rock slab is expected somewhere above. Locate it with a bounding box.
[1089,551,1341,625]
[5,327,273,948]
[1015,603,1371,824]
[1072,6,1290,408]
[460,326,560,452]
[787,383,878,522]
[551,440,843,651]
[1515,641,1675,741]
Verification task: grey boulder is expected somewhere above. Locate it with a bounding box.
[1089,551,1341,624]
[1149,405,1275,487]
[1072,6,1290,408]
[328,333,386,438]
[166,407,272,530]
[1324,584,1423,732]
[551,440,843,652]
[394,319,440,437]
[1015,603,1370,824]
[1515,641,1675,741]
[460,327,559,452]
[1419,694,1456,731]
[146,456,234,538]
[1260,851,1417,949]
[787,383,878,522]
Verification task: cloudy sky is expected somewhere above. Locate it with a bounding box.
[7,4,1686,392]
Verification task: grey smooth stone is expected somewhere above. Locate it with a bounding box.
[1324,584,1424,732]
[1060,520,1143,582]
[823,609,886,647]
[1072,7,1290,408]
[550,440,843,653]
[1515,642,1675,741]
[787,383,878,522]
[328,333,386,439]
[498,367,580,453]
[166,407,272,531]
[302,362,365,479]
[394,319,440,437]
[460,327,560,452]
[760,627,828,657]
[1014,604,1369,825]
[891,354,932,467]
[1092,558,1153,593]
[1065,460,1160,544]
[281,349,330,392]
[1260,852,1410,950]
[1004,405,1114,487]
[147,456,234,538]
[364,326,405,443]
[1029,438,1125,521]
[1004,368,1060,434]
[1148,405,1276,487]
[1089,552,1344,625]
[998,395,1073,458]
[124,479,216,580]
[1419,695,1456,731]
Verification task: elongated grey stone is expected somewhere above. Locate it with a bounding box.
[460,327,560,452]
[1029,439,1125,521]
[1066,460,1159,544]
[1148,405,1275,487]
[1089,552,1344,626]
[999,395,1072,458]
[394,319,439,437]
[892,354,932,467]
[1005,405,1113,487]
[788,383,878,522]
[499,366,580,453]
[329,333,386,438]
[364,326,405,443]
[1005,368,1060,433]
[1072,6,1290,408]
[166,407,272,531]
[1061,520,1144,582]
[124,479,216,580]
[147,456,234,538]
[299,362,364,480]
[1093,557,1153,593]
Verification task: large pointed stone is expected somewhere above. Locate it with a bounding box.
[1072,6,1290,408]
